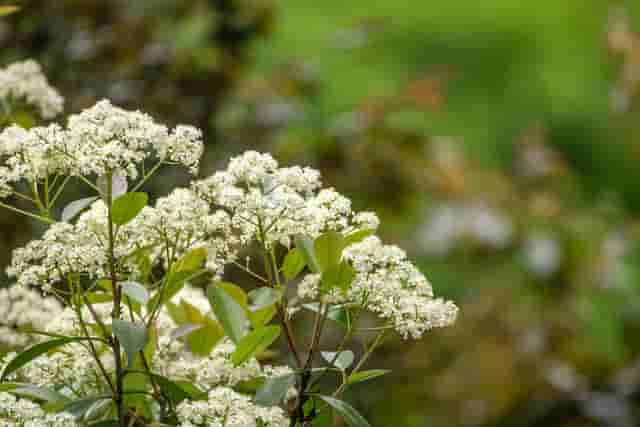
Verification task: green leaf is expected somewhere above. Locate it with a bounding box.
[121,281,149,305]
[314,231,346,272]
[152,375,205,405]
[174,247,208,273]
[1,337,84,380]
[295,235,320,273]
[170,323,204,341]
[0,383,69,403]
[321,350,354,370]
[249,304,277,328]
[318,396,371,427]
[0,6,19,16]
[61,196,99,222]
[346,369,391,385]
[248,287,281,310]
[255,374,295,407]
[303,304,351,329]
[111,319,148,368]
[282,248,306,280]
[180,301,224,356]
[231,325,281,366]
[344,229,375,247]
[321,261,356,292]
[217,281,248,308]
[111,192,148,225]
[207,283,248,343]
[61,395,111,418]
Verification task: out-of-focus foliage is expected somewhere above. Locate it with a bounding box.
[5,1,640,426]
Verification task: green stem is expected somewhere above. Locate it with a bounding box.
[0,201,54,223]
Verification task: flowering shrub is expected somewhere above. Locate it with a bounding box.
[0,60,457,427]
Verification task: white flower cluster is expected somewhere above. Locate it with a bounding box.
[0,59,64,119]
[0,285,291,426]
[0,99,203,198]
[8,188,236,288]
[176,387,288,427]
[0,392,78,427]
[0,285,63,348]
[299,236,458,339]
[192,151,379,247]
[65,100,203,177]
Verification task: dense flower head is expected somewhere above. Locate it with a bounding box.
[7,188,237,288]
[0,59,64,119]
[0,99,203,199]
[299,236,458,339]
[65,100,203,177]
[176,387,289,427]
[0,285,291,426]
[192,151,379,247]
[0,285,63,348]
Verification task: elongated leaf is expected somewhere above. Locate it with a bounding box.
[318,396,371,427]
[231,325,281,365]
[295,235,320,273]
[174,247,207,273]
[321,261,356,292]
[152,374,205,405]
[321,350,354,370]
[180,301,224,356]
[344,229,375,247]
[255,374,295,407]
[207,284,248,343]
[346,369,391,385]
[217,281,248,308]
[121,281,149,305]
[249,287,281,310]
[249,304,277,328]
[112,319,148,368]
[170,324,204,341]
[282,248,306,280]
[111,192,148,225]
[1,383,69,403]
[62,395,110,418]
[314,231,345,272]
[303,304,351,329]
[1,337,84,380]
[62,196,99,222]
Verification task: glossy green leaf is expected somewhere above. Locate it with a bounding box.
[121,281,149,305]
[321,350,354,370]
[295,235,320,273]
[249,304,277,328]
[344,229,375,247]
[346,369,391,385]
[282,247,306,280]
[61,196,99,222]
[217,281,248,308]
[255,374,295,407]
[1,337,85,380]
[180,300,224,356]
[321,261,356,292]
[174,247,208,273]
[249,287,281,309]
[0,383,69,403]
[111,192,148,225]
[231,325,281,365]
[112,319,148,368]
[314,231,346,271]
[318,396,371,427]
[152,374,205,405]
[207,283,248,343]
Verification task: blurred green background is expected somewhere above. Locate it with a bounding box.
[4,0,640,426]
